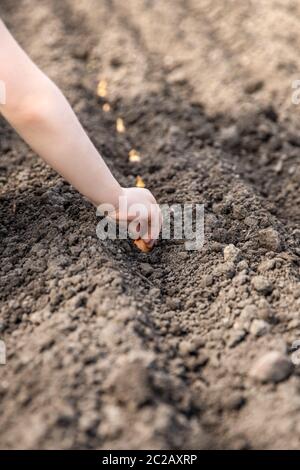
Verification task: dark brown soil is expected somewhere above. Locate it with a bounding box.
[1,0,300,450]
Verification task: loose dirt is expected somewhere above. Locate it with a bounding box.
[1,0,300,449]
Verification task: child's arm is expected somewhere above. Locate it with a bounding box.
[0,19,160,245]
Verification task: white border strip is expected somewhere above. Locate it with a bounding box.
[0,80,6,105]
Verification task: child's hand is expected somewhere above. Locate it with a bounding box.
[116,187,162,249]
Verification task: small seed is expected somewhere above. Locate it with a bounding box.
[134,239,152,253]
[116,118,126,133]
[129,149,141,162]
[102,103,111,112]
[97,79,107,97]
[136,175,145,188]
